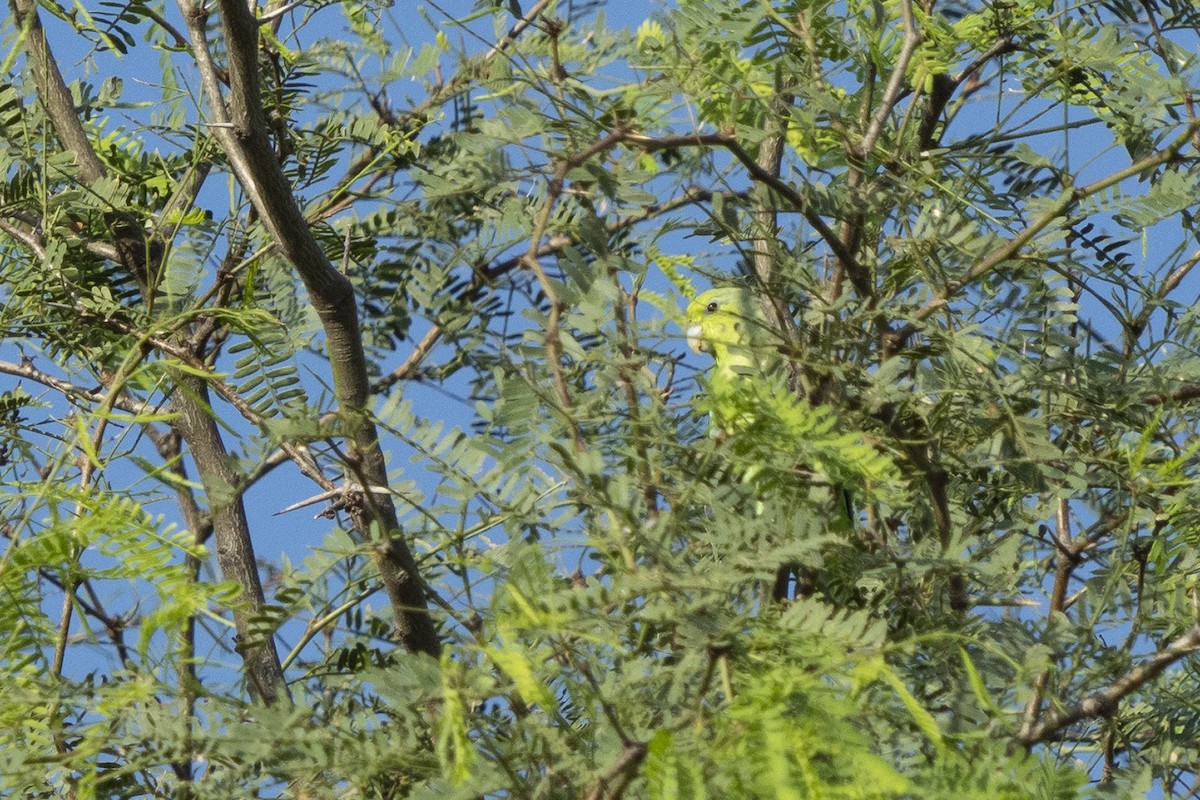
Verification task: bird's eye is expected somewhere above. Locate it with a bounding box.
[705,302,719,313]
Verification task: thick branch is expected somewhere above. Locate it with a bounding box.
[171,375,288,703]
[1019,499,1080,740]
[9,0,107,184]
[13,0,287,700]
[1145,382,1200,406]
[854,0,922,162]
[181,0,440,656]
[0,360,147,416]
[583,741,648,800]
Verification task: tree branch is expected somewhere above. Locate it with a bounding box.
[855,0,922,162]
[374,188,742,391]
[180,0,441,657]
[13,0,289,702]
[8,0,107,184]
[583,741,648,800]
[886,117,1200,356]
[1016,625,1200,747]
[628,132,868,283]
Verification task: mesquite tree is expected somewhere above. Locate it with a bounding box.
[3,0,1200,797]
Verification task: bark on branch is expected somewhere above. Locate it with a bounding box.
[179,0,441,656]
[1016,625,1200,747]
[10,0,288,702]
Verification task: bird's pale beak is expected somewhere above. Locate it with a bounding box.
[686,323,707,355]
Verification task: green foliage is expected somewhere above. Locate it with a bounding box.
[6,0,1200,797]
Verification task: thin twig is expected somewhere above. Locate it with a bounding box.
[374,189,738,391]
[887,117,1200,356]
[628,132,867,281]
[855,0,922,161]
[1019,498,1078,741]
[583,741,649,800]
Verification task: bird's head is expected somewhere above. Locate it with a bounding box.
[685,287,764,357]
